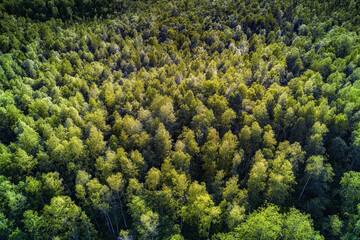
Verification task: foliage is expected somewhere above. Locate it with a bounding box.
[0,0,359,239]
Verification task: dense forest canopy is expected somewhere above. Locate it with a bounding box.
[1,0,360,239]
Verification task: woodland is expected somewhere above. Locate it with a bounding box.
[1,0,360,239]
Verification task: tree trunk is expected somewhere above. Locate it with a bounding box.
[195,155,199,180]
[113,208,119,234]
[298,175,311,201]
[117,192,127,229]
[269,195,273,204]
[197,217,200,236]
[180,216,183,230]
[86,220,91,240]
[106,213,116,236]
[104,213,112,233]
[89,206,101,230]
[347,158,355,172]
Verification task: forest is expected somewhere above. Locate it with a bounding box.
[1,0,360,239]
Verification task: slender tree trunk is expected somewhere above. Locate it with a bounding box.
[64,217,78,240]
[241,157,248,175]
[87,222,91,240]
[104,213,112,233]
[233,161,240,176]
[113,208,119,234]
[106,213,116,236]
[89,206,101,230]
[354,161,359,172]
[269,195,273,204]
[71,232,78,240]
[117,192,127,228]
[180,216,183,230]
[197,217,200,236]
[242,152,252,175]
[298,175,311,201]
[195,155,198,180]
[347,158,355,172]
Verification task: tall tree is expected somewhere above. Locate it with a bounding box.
[181,181,220,238]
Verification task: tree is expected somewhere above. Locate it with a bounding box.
[201,128,220,184]
[18,124,40,155]
[153,123,172,164]
[95,149,117,179]
[41,196,94,240]
[86,178,114,235]
[115,148,146,180]
[220,108,236,133]
[283,208,324,240]
[28,98,50,119]
[171,150,191,175]
[23,210,45,240]
[267,152,296,205]
[247,151,268,209]
[191,105,215,141]
[253,102,270,127]
[239,122,263,158]
[298,156,334,201]
[218,131,238,175]
[177,127,200,157]
[107,172,127,229]
[286,47,302,75]
[130,150,147,178]
[86,125,106,159]
[276,141,305,175]
[235,205,282,239]
[227,203,246,230]
[305,122,328,156]
[139,210,159,240]
[222,176,246,206]
[177,127,200,178]
[13,148,37,175]
[207,94,229,118]
[65,136,86,165]
[41,172,64,199]
[126,178,144,203]
[234,205,323,240]
[150,95,176,127]
[340,171,360,215]
[129,196,159,239]
[84,109,110,132]
[181,182,220,238]
[262,125,277,159]
[145,167,161,191]
[325,215,343,239]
